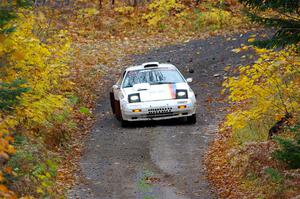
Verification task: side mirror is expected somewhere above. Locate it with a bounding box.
[186,78,193,83]
[188,68,194,73]
[112,85,120,89]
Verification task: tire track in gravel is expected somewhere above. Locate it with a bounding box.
[68,31,263,199]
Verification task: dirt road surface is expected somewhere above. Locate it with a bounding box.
[68,32,256,199]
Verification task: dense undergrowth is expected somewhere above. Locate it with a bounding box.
[206,0,300,197]
[0,7,74,198]
[205,3,300,198]
[206,45,300,198]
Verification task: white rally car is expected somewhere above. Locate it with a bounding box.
[110,62,197,126]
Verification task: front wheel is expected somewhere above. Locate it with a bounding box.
[187,114,197,124]
[114,100,122,121]
[121,120,131,127]
[110,92,115,113]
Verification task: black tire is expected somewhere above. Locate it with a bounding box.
[113,100,123,121]
[121,120,131,127]
[110,92,115,114]
[187,114,197,124]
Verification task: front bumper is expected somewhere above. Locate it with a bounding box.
[121,99,196,121]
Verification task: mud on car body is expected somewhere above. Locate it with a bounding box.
[110,62,197,126]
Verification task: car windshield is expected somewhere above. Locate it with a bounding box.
[122,68,185,88]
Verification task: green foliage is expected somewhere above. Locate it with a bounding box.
[265,167,283,184]
[79,107,91,115]
[137,169,154,192]
[7,135,60,197]
[238,0,300,47]
[143,196,155,199]
[0,79,30,111]
[273,124,300,169]
[0,9,16,28]
[68,95,79,105]
[232,121,269,144]
[0,0,33,28]
[239,0,298,13]
[53,112,68,123]
[32,159,58,197]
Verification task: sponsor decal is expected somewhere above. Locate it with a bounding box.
[168,84,176,99]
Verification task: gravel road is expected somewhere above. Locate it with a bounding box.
[68,32,258,199]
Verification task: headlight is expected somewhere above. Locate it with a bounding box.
[176,90,188,99]
[128,93,141,103]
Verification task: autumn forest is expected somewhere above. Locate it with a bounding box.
[0,0,299,198]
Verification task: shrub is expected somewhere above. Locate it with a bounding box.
[223,46,300,141]
[273,124,300,169]
[265,167,283,184]
[0,8,72,198]
[194,8,232,30]
[114,6,135,15]
[7,135,59,197]
[143,0,185,27]
[0,79,30,111]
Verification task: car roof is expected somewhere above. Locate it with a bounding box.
[125,62,177,71]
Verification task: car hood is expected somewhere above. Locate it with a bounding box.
[123,83,189,102]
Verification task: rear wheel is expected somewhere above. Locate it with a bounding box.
[187,114,197,124]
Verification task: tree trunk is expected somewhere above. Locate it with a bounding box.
[99,0,102,9]
[111,0,115,8]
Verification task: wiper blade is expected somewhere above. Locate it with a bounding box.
[124,84,136,88]
[151,82,175,85]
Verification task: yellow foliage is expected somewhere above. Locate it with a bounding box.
[197,8,231,26]
[78,7,99,16]
[0,12,72,126]
[0,10,72,198]
[223,46,300,136]
[143,0,186,26]
[114,6,135,15]
[247,37,255,43]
